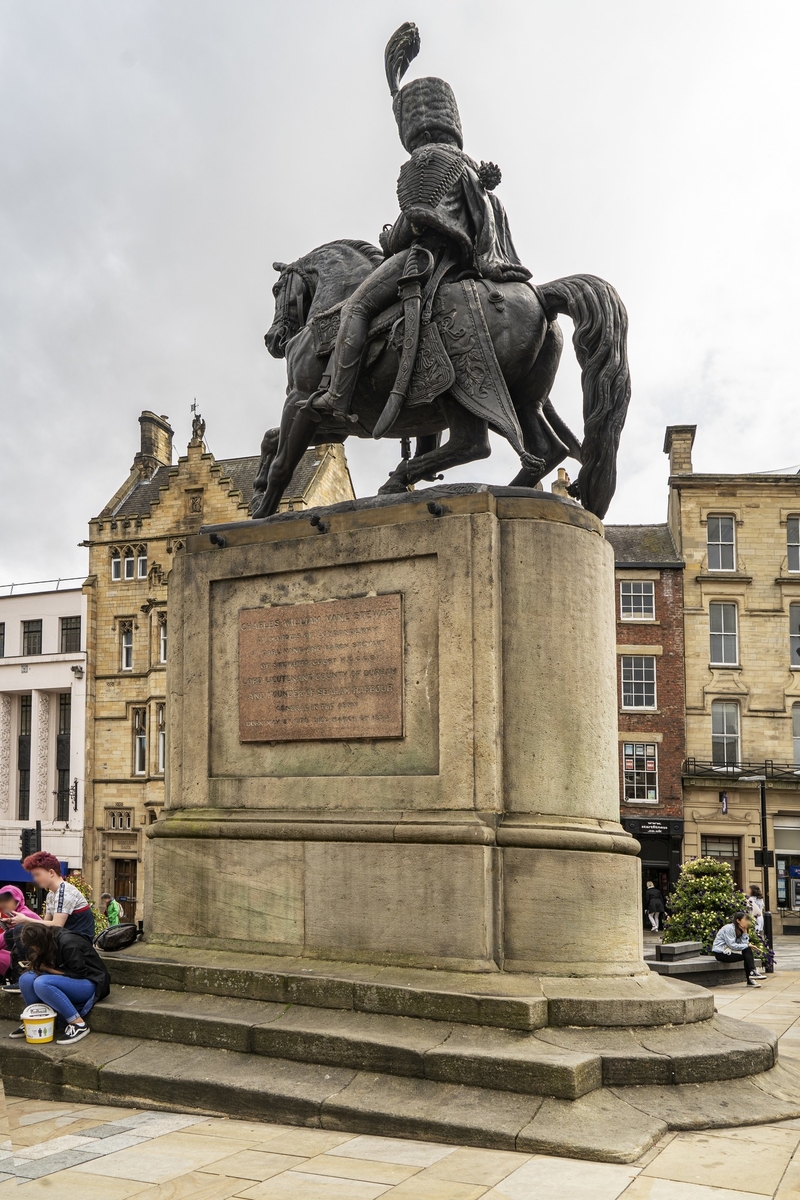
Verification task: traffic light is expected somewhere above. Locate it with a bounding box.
[19,827,40,860]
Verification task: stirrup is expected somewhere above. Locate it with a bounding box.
[306,390,348,422]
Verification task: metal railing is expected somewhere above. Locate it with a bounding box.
[0,576,84,597]
[684,758,800,782]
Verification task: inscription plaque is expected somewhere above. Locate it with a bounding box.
[239,594,403,742]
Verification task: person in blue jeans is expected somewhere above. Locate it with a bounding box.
[9,924,110,1044]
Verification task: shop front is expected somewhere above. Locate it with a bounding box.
[775,819,800,932]
[620,817,684,924]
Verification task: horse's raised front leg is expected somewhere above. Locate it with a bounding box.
[378,399,490,493]
[251,394,317,519]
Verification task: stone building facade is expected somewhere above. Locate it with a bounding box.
[0,584,87,893]
[604,523,686,907]
[665,424,800,930]
[83,411,354,920]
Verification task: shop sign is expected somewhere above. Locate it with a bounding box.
[637,821,670,837]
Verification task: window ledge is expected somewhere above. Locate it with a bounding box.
[620,618,660,625]
[695,573,752,583]
[709,663,741,670]
[620,707,661,715]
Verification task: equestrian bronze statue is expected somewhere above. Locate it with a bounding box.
[252,22,630,521]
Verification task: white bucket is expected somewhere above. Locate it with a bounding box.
[21,1003,57,1044]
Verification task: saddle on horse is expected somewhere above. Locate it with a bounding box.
[309,254,533,462]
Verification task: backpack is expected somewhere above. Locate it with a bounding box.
[93,923,139,952]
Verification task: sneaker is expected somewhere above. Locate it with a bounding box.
[746,979,762,988]
[7,1025,25,1039]
[56,1022,89,1044]
[2,981,21,994]
[750,970,767,979]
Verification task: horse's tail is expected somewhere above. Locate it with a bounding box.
[537,274,631,520]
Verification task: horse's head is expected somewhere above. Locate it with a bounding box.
[264,241,384,358]
[264,260,312,359]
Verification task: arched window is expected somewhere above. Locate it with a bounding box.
[136,545,148,579]
[111,549,121,581]
[123,547,135,580]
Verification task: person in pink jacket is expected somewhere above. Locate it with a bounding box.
[0,885,42,987]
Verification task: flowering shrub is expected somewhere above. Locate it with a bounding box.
[663,856,767,964]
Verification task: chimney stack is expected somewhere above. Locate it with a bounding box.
[663,425,696,476]
[550,467,571,497]
[136,411,173,475]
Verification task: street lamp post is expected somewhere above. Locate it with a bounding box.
[740,774,774,967]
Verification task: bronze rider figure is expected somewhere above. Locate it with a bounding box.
[306,23,531,434]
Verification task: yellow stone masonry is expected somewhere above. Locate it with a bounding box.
[83,413,353,919]
[667,433,800,924]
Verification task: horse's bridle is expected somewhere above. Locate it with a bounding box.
[274,263,313,349]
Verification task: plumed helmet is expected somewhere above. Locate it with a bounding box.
[393,77,463,152]
[384,23,463,151]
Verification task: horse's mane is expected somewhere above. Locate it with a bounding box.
[304,239,384,267]
[337,239,384,264]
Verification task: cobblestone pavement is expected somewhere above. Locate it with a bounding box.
[1,962,800,1197]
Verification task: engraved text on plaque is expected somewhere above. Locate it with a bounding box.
[239,594,403,742]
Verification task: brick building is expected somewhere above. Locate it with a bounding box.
[83,411,354,920]
[665,424,800,930]
[604,522,686,907]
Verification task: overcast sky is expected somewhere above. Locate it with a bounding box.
[2,1,799,583]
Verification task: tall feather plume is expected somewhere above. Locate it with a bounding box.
[384,22,420,97]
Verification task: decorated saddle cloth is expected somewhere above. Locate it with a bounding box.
[309,278,527,456]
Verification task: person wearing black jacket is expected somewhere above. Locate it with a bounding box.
[8,924,110,1044]
[645,881,666,932]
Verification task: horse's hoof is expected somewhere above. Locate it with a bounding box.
[378,479,408,495]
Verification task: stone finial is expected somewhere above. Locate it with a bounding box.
[663,425,697,476]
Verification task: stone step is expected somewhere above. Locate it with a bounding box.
[1,1018,798,1164]
[101,943,715,1029]
[0,984,600,1100]
[0,982,773,1094]
[537,1012,778,1085]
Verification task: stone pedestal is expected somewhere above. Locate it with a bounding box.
[148,485,644,977]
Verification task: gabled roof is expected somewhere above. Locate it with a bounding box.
[111,449,324,519]
[604,523,683,567]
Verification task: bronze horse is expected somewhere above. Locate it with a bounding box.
[252,238,630,520]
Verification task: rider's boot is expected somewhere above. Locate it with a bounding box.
[304,313,370,422]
